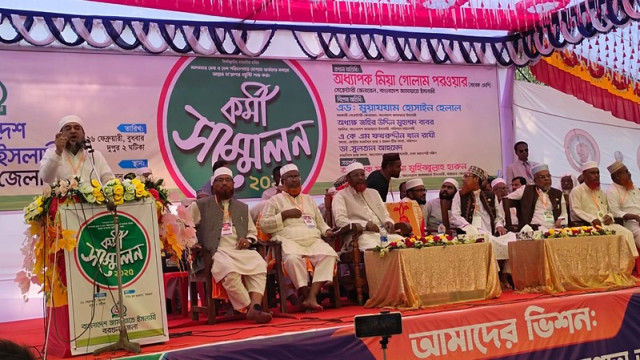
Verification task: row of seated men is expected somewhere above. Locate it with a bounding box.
[189,155,640,322]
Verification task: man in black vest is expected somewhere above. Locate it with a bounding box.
[188,167,272,323]
[450,165,507,236]
[505,164,567,231]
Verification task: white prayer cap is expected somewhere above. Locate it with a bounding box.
[607,160,626,175]
[345,162,364,175]
[212,167,233,182]
[443,178,459,190]
[280,164,298,176]
[531,163,549,175]
[135,167,151,176]
[491,178,506,188]
[580,161,599,172]
[405,178,424,190]
[58,115,83,130]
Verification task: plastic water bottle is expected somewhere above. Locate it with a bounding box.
[379,227,388,246]
[437,222,446,235]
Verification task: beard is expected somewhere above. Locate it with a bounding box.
[620,178,635,190]
[439,191,455,201]
[459,182,478,196]
[66,139,84,154]
[216,187,234,200]
[285,185,302,196]
[415,198,426,205]
[352,183,367,193]
[586,180,600,190]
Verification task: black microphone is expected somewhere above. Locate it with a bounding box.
[83,139,94,153]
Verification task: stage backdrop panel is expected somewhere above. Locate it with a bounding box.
[0,50,502,207]
[513,81,640,188]
[60,199,168,355]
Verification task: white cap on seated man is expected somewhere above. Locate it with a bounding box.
[605,160,640,248]
[259,163,339,311]
[425,178,459,231]
[331,161,403,250]
[569,161,639,257]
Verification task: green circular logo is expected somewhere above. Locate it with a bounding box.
[74,212,150,288]
[158,58,326,198]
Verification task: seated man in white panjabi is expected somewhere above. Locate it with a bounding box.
[570,161,638,257]
[259,164,338,311]
[450,165,516,260]
[606,161,640,248]
[188,167,272,323]
[332,162,403,251]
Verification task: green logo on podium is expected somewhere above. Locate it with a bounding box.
[76,213,149,288]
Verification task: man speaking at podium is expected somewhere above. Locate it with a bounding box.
[39,115,114,184]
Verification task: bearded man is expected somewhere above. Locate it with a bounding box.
[188,167,272,323]
[39,115,114,184]
[451,166,515,261]
[570,162,638,257]
[506,164,566,231]
[332,162,402,251]
[259,164,338,311]
[425,178,458,232]
[491,178,508,203]
[606,161,640,247]
[402,178,427,230]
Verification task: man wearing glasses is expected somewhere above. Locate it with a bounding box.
[505,164,566,231]
[506,141,538,186]
[260,164,338,312]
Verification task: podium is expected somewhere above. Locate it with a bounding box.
[48,199,169,356]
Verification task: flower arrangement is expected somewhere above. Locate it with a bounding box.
[374,233,485,257]
[543,225,615,238]
[16,176,196,302]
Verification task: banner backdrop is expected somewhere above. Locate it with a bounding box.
[60,199,168,355]
[0,50,502,203]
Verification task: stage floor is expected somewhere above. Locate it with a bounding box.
[3,286,640,359]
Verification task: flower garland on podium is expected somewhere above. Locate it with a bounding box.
[16,176,196,304]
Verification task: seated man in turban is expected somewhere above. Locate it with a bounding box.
[259,164,338,311]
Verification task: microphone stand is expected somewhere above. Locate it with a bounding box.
[83,139,141,355]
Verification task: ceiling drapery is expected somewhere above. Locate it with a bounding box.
[1,0,640,67]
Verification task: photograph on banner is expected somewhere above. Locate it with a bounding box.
[0,50,503,208]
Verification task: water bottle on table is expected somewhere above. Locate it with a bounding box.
[437,222,446,235]
[379,227,388,247]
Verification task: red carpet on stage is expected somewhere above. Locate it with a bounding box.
[3,288,640,359]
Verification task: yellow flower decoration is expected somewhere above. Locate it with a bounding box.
[91,179,101,188]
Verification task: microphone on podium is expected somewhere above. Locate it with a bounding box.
[83,138,94,153]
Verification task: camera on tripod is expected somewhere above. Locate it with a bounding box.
[354,310,402,338]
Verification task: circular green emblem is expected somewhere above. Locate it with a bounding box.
[75,213,150,288]
[159,58,326,198]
